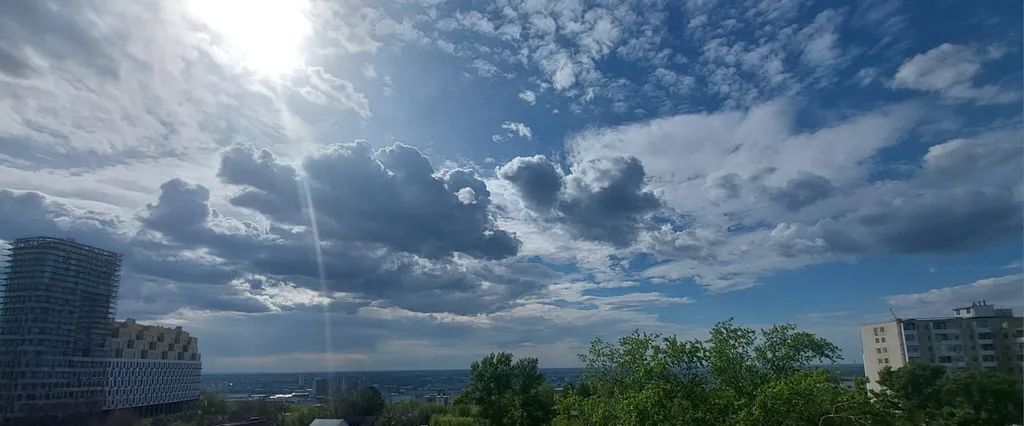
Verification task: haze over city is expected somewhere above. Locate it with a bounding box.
[0,0,1021,376]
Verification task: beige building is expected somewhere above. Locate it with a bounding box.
[103,319,202,413]
[860,301,1024,391]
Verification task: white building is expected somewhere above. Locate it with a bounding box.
[103,319,202,414]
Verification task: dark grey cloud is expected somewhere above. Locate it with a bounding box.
[222,141,520,260]
[821,187,1021,255]
[219,144,303,223]
[769,173,835,211]
[501,155,661,247]
[496,155,564,209]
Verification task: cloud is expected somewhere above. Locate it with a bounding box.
[885,275,1024,318]
[299,67,372,119]
[502,121,533,139]
[218,144,302,223]
[492,121,533,142]
[556,99,1019,291]
[769,173,835,211]
[219,140,521,261]
[499,155,660,247]
[496,156,564,210]
[892,43,1018,104]
[518,89,537,105]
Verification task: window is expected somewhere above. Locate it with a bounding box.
[878,358,883,364]
[879,326,885,333]
[876,348,882,354]
[938,356,952,363]
[882,347,888,354]
[880,337,886,343]
[884,358,890,364]
[905,334,915,341]
[907,345,919,352]
[933,322,947,330]
[981,344,995,351]
[978,332,993,340]
[903,322,917,331]
[976,320,989,328]
[874,338,879,343]
[982,355,996,362]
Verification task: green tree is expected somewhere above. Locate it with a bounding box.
[328,386,387,418]
[378,400,448,426]
[555,319,849,426]
[457,352,555,426]
[429,415,483,426]
[877,363,1023,425]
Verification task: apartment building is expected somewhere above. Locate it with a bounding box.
[860,301,1024,391]
[0,237,122,417]
[0,237,203,420]
[104,319,202,414]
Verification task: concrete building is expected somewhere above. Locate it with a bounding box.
[0,237,203,420]
[0,237,122,418]
[860,301,1024,391]
[103,319,202,413]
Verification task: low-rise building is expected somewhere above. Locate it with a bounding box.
[860,301,1024,391]
[103,319,202,414]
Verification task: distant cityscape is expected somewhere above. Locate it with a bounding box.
[200,369,585,406]
[1,236,1020,424]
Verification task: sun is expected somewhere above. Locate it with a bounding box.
[187,0,312,78]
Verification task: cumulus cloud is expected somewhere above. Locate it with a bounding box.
[892,43,1018,104]
[558,100,1020,291]
[499,155,660,247]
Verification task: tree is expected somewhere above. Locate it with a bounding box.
[377,400,448,426]
[328,386,387,418]
[555,319,849,426]
[429,415,483,426]
[877,363,1023,425]
[457,352,555,426]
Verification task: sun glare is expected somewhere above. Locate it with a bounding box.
[187,0,311,78]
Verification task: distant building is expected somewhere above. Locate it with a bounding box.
[313,377,329,397]
[0,237,122,418]
[104,318,202,414]
[860,301,1024,391]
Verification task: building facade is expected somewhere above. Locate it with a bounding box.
[104,319,202,412]
[860,302,1024,391]
[0,237,203,420]
[0,237,122,417]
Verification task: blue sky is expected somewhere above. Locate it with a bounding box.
[0,0,1021,372]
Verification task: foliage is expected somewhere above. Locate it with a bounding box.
[429,415,484,426]
[456,352,555,426]
[554,319,854,425]
[377,400,448,426]
[326,386,387,418]
[876,363,1023,425]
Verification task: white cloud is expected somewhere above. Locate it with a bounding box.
[885,275,1024,318]
[892,43,1018,104]
[518,89,537,105]
[362,63,377,79]
[300,67,372,119]
[502,121,533,139]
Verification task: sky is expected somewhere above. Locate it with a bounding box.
[0,0,1021,373]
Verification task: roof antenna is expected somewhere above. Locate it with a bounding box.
[889,307,899,321]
